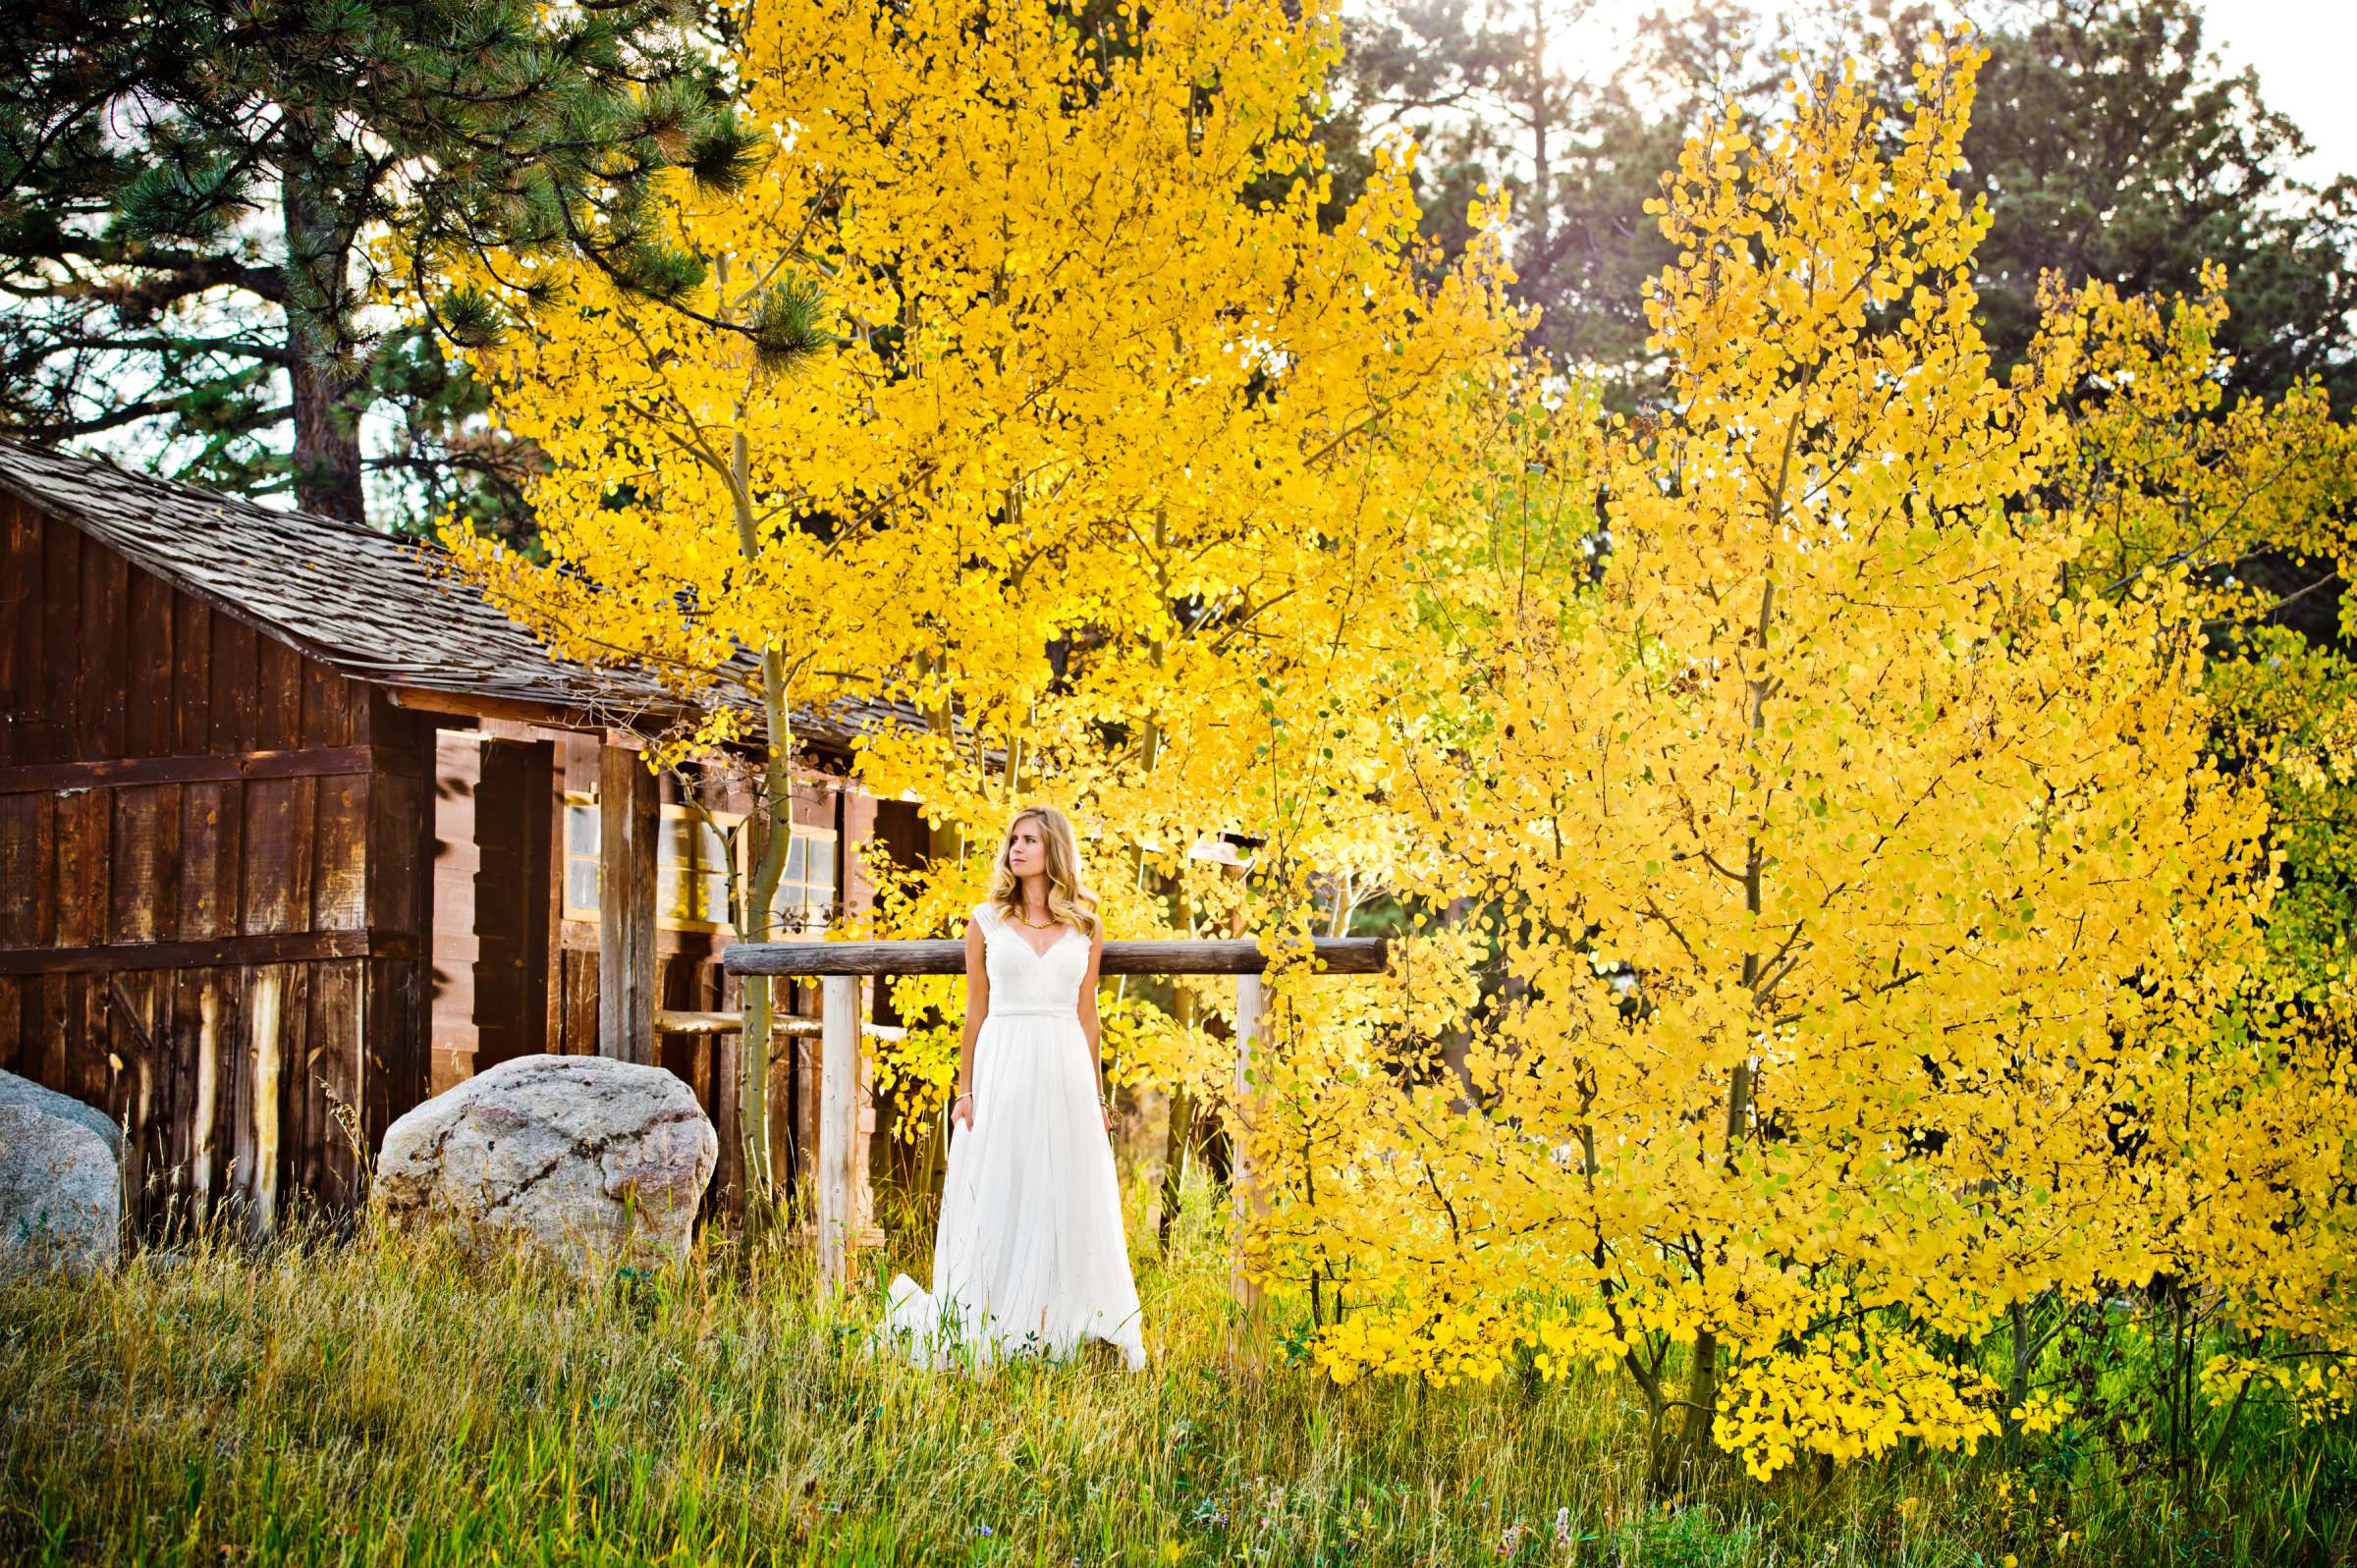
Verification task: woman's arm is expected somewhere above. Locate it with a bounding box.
[1076,923,1108,1131]
[955,916,987,1128]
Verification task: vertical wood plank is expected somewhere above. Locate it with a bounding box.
[241,778,316,936]
[0,794,50,947]
[36,971,68,1094]
[1229,972,1267,1310]
[254,638,303,751]
[313,772,368,932]
[367,769,426,936]
[151,784,183,943]
[180,783,224,938]
[597,741,657,1065]
[711,1021,741,1221]
[173,584,212,753]
[816,971,858,1295]
[52,790,107,946]
[78,541,129,760]
[0,977,21,1079]
[363,955,428,1154]
[546,744,569,1052]
[567,949,599,1054]
[0,500,42,766]
[76,971,109,1136]
[110,784,166,944]
[300,661,352,749]
[292,959,323,1211]
[39,513,80,760]
[109,970,160,1226]
[124,568,176,757]
[170,971,207,1227]
[209,614,258,752]
[357,710,439,1148]
[247,966,283,1237]
[307,961,362,1209]
[219,971,247,1228]
[838,788,880,920]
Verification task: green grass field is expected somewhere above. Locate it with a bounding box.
[3,1172,2351,1566]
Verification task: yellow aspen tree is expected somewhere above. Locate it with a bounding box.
[439,0,1530,1206]
[2028,268,2357,1467]
[1305,36,2281,1487]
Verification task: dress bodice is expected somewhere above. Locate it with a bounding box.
[972,900,1092,1017]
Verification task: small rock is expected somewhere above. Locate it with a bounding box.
[373,1054,716,1270]
[0,1103,121,1282]
[0,1068,120,1161]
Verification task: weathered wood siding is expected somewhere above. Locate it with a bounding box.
[538,731,898,1220]
[0,497,433,1230]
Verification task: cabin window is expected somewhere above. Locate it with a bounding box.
[657,807,737,933]
[563,794,600,921]
[772,824,839,934]
[560,791,835,935]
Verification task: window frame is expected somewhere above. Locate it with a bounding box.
[658,802,744,936]
[560,792,838,937]
[769,820,840,937]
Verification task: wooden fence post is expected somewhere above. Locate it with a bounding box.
[1229,970,1266,1309]
[597,738,657,1065]
[816,972,859,1293]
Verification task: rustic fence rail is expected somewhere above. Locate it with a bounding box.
[720,935,1391,1301]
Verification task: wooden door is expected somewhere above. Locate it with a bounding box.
[470,738,554,1070]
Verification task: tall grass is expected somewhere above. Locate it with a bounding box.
[2,1170,2350,1566]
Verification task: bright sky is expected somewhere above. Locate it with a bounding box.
[2195,0,2357,186]
[1512,0,2357,190]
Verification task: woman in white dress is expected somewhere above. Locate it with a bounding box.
[879,804,1148,1372]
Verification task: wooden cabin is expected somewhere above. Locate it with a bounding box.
[0,438,929,1233]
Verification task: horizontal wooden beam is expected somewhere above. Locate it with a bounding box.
[384,685,600,730]
[0,745,389,795]
[654,1007,908,1039]
[0,929,418,975]
[725,936,1389,978]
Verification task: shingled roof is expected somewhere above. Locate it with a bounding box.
[0,438,927,750]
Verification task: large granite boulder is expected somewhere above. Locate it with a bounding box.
[0,1071,121,1281]
[0,1068,120,1161]
[374,1054,716,1269]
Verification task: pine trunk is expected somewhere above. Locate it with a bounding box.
[282,180,367,522]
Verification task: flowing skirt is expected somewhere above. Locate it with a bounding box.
[876,1009,1148,1372]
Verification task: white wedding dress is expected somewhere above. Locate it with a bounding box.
[876,900,1148,1372]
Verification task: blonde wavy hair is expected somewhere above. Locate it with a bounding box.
[987,805,1102,938]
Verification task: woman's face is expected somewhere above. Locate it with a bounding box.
[1007,819,1049,878]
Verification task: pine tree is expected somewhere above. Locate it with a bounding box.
[0,0,783,524]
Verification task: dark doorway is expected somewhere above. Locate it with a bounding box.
[470,737,555,1072]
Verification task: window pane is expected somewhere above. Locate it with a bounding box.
[567,858,599,912]
[706,871,731,926]
[783,834,805,884]
[567,804,598,856]
[809,838,836,895]
[698,821,728,872]
[659,817,693,867]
